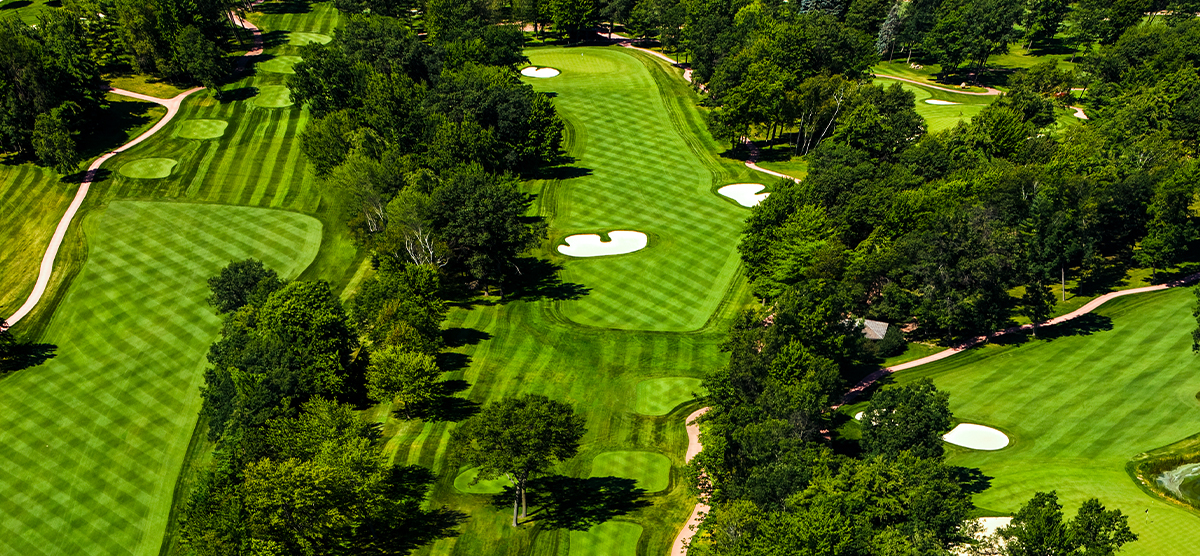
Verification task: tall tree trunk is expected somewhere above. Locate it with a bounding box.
[511,488,520,527]
[518,472,529,518]
[1061,266,1065,302]
[906,46,913,64]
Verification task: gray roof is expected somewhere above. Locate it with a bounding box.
[862,319,889,341]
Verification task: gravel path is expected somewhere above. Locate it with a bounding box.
[3,4,264,330]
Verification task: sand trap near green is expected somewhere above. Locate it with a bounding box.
[590,451,671,492]
[119,157,178,179]
[289,31,332,45]
[453,467,510,494]
[253,85,294,108]
[570,521,642,556]
[925,99,960,105]
[175,119,228,140]
[257,55,302,74]
[635,377,704,415]
[558,231,647,257]
[717,183,770,207]
[943,423,1009,450]
[521,66,560,78]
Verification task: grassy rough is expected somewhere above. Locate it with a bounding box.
[635,377,705,416]
[885,287,1200,556]
[568,521,643,556]
[257,55,302,74]
[0,201,321,556]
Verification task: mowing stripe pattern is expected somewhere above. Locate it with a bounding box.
[0,202,321,556]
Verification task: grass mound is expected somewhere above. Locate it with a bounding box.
[289,31,331,45]
[635,377,704,415]
[453,467,510,494]
[891,287,1200,552]
[119,157,178,179]
[0,201,321,555]
[590,451,671,492]
[257,55,302,74]
[569,521,643,556]
[252,85,294,108]
[175,119,228,140]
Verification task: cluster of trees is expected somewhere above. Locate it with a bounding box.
[288,14,557,289]
[181,258,455,553]
[737,21,1200,340]
[1,0,241,171]
[692,269,1137,554]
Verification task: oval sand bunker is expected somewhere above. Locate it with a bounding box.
[943,423,1009,450]
[718,183,770,207]
[558,231,646,257]
[521,66,560,78]
[925,99,961,105]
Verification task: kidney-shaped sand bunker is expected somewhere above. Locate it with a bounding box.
[943,423,1009,450]
[718,183,770,207]
[558,231,647,257]
[521,66,561,78]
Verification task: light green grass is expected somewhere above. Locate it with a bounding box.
[0,201,321,556]
[569,521,643,556]
[119,158,178,179]
[0,0,58,25]
[754,156,808,181]
[174,119,228,140]
[874,78,994,133]
[589,451,672,492]
[252,85,294,107]
[524,47,759,331]
[885,287,1200,555]
[288,31,332,45]
[257,55,302,74]
[104,74,191,100]
[453,468,511,494]
[635,377,704,415]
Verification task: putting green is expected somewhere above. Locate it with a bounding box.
[289,31,332,45]
[635,377,704,415]
[590,451,671,492]
[453,467,510,494]
[257,55,302,74]
[119,157,178,179]
[175,119,228,140]
[569,521,643,556]
[253,85,294,108]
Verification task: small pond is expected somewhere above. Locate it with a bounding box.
[1156,462,1200,505]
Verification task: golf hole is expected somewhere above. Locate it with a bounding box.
[717,183,770,207]
[558,231,647,257]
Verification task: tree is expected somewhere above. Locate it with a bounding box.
[451,394,586,526]
[1021,282,1054,336]
[860,378,952,459]
[207,259,283,314]
[549,0,599,42]
[1022,0,1069,49]
[1136,168,1196,278]
[32,106,81,175]
[1191,285,1200,353]
[996,491,1137,556]
[430,165,547,289]
[875,0,905,57]
[345,260,446,352]
[173,25,227,92]
[366,346,440,417]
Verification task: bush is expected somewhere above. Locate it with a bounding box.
[875,325,907,358]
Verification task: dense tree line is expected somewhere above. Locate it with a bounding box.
[1,0,242,171]
[289,14,558,289]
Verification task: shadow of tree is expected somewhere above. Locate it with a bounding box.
[0,341,57,374]
[408,379,480,422]
[375,465,465,549]
[218,86,259,103]
[506,258,590,302]
[950,466,993,496]
[444,327,491,348]
[492,475,651,530]
[260,30,290,48]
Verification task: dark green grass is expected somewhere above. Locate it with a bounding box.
[884,287,1200,555]
[569,521,643,556]
[454,468,511,495]
[525,48,762,332]
[0,201,321,556]
[635,377,704,415]
[589,451,672,492]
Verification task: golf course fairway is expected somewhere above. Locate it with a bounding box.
[0,201,320,555]
[889,287,1200,555]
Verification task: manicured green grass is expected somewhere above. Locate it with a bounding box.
[174,119,228,140]
[569,521,643,556]
[0,0,58,25]
[874,78,995,133]
[0,201,321,556]
[754,156,809,180]
[104,74,191,99]
[590,451,672,492]
[635,377,704,415]
[454,468,511,494]
[252,84,295,107]
[524,47,761,332]
[0,95,166,331]
[287,31,332,45]
[883,287,1200,555]
[119,158,178,179]
[257,55,302,74]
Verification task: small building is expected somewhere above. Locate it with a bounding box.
[861,319,889,341]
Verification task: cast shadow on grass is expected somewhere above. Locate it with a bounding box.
[61,167,111,184]
[0,342,57,374]
[951,466,993,496]
[75,98,162,159]
[444,327,491,348]
[405,379,481,422]
[261,30,290,48]
[990,313,1114,346]
[256,0,311,14]
[506,258,591,302]
[0,0,32,9]
[218,86,259,103]
[493,475,651,530]
[382,465,466,548]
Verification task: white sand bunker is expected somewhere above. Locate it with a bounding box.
[558,231,647,257]
[718,183,770,207]
[943,423,1009,450]
[854,411,864,421]
[521,66,560,78]
[925,99,961,105]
